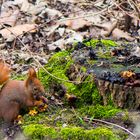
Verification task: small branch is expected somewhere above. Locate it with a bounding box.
[84,117,137,138]
[58,2,115,22]
[128,0,140,18]
[114,2,139,21]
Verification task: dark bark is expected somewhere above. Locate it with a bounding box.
[96,79,140,110]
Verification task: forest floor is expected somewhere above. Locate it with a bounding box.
[0,0,140,140]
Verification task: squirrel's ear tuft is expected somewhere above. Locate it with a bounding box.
[28,67,37,78]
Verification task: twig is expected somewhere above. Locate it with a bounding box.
[114,2,139,21]
[128,0,140,18]
[58,2,115,22]
[84,117,137,138]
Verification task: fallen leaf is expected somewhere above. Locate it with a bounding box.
[62,18,91,31]
[15,115,24,124]
[0,24,37,39]
[0,4,20,26]
[131,46,140,57]
[120,70,135,79]
[100,20,117,37]
[28,109,38,116]
[48,39,65,51]
[42,8,62,19]
[65,29,83,43]
[38,104,48,112]
[112,28,135,41]
[89,26,102,38]
[20,0,31,12]
[28,4,46,15]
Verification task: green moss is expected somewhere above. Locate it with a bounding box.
[39,51,74,90]
[22,104,120,130]
[60,127,85,140]
[23,113,46,125]
[70,76,101,106]
[23,124,58,140]
[77,105,121,119]
[83,39,98,47]
[84,39,117,48]
[83,39,117,59]
[122,110,129,121]
[23,124,126,140]
[39,51,101,106]
[101,39,117,47]
[80,66,87,72]
[84,127,120,140]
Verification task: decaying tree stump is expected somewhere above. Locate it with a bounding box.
[96,79,140,110]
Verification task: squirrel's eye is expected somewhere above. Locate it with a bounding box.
[33,87,38,91]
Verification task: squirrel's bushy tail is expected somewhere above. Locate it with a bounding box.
[0,60,11,85]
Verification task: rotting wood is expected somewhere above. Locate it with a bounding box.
[96,79,140,110]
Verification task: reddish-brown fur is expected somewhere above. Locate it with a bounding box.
[0,60,11,85]
[0,61,45,123]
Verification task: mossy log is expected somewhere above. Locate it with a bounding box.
[96,79,140,109]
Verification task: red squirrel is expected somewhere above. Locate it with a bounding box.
[0,60,46,124]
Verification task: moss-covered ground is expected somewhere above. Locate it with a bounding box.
[14,39,132,140]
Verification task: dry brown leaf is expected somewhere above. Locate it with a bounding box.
[0,2,20,27]
[120,70,135,79]
[0,24,37,39]
[62,18,91,31]
[20,0,31,12]
[0,10,19,26]
[38,104,48,112]
[0,8,13,22]
[43,8,62,19]
[112,28,134,41]
[15,115,24,124]
[131,46,140,57]
[28,109,38,116]
[89,26,101,38]
[100,20,117,37]
[85,14,102,25]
